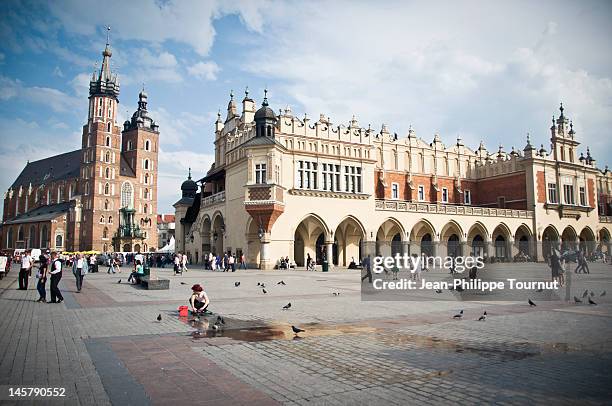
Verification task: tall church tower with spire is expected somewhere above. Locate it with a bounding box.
[79,27,122,250]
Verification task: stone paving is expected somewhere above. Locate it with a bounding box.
[0,262,611,405]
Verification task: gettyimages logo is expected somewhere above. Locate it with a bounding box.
[372,253,485,274]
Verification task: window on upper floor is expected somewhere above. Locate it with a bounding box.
[418,185,425,202]
[464,190,472,205]
[344,165,362,193]
[441,187,448,203]
[255,163,267,185]
[579,186,586,206]
[391,183,399,200]
[563,184,575,205]
[322,163,340,192]
[548,183,558,204]
[145,140,151,151]
[297,161,317,189]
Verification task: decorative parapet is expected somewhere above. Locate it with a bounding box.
[375,199,534,219]
[245,184,285,205]
[202,191,225,207]
[289,189,370,200]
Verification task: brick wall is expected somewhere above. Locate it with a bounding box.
[536,171,546,204]
[474,172,527,209]
[588,179,596,209]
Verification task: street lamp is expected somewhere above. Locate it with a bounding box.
[257,226,265,239]
[220,224,226,235]
[213,231,218,241]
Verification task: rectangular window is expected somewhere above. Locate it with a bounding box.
[418,185,425,201]
[563,184,575,205]
[441,187,448,203]
[297,161,318,190]
[579,186,586,206]
[255,163,267,184]
[547,183,558,204]
[464,190,471,205]
[341,165,362,193]
[391,183,399,199]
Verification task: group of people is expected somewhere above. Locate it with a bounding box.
[15,249,65,303]
[201,252,246,272]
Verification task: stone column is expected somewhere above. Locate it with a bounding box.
[431,239,439,257]
[362,240,376,260]
[325,240,334,269]
[485,239,494,262]
[402,241,410,256]
[259,233,271,270]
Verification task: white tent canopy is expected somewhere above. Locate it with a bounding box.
[156,236,175,254]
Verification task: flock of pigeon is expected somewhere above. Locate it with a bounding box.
[152,278,325,337]
[452,289,606,322]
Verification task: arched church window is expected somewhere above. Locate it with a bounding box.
[105,152,110,163]
[106,135,111,146]
[121,182,133,209]
[145,140,151,151]
[104,183,110,195]
[144,159,149,170]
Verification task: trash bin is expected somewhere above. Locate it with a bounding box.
[322,261,329,272]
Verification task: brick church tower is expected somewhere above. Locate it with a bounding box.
[79,31,122,250]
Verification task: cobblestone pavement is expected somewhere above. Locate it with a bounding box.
[0,262,611,405]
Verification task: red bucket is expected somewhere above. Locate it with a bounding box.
[178,306,188,317]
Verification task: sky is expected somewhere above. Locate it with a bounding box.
[1,0,611,218]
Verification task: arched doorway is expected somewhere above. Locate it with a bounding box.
[492,224,511,261]
[579,227,596,255]
[123,244,131,252]
[134,244,141,253]
[246,218,262,268]
[201,216,212,257]
[542,226,559,260]
[599,228,611,255]
[376,218,406,257]
[561,226,577,252]
[467,222,488,258]
[410,220,436,256]
[28,226,36,248]
[334,216,365,266]
[293,214,329,267]
[40,225,49,248]
[212,213,225,256]
[440,221,464,258]
[514,224,533,259]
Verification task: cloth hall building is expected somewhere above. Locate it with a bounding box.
[1,40,159,253]
[175,91,612,270]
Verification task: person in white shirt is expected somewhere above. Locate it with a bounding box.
[174,254,181,275]
[19,250,32,290]
[49,252,64,303]
[181,253,188,272]
[89,254,97,273]
[72,253,89,292]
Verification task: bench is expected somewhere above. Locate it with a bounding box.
[140,276,169,290]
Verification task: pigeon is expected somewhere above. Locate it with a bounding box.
[477,311,487,321]
[262,289,267,294]
[582,289,589,298]
[453,310,463,319]
[332,292,338,296]
[590,291,595,297]
[216,316,225,325]
[535,288,544,293]
[282,302,291,310]
[435,289,443,294]
[574,296,582,304]
[234,282,240,287]
[117,279,121,284]
[277,280,286,285]
[180,282,187,285]
[212,323,220,331]
[588,297,597,305]
[528,299,536,307]
[291,325,305,335]
[261,283,266,288]
[157,314,162,322]
[257,282,261,286]
[192,315,201,322]
[601,291,606,297]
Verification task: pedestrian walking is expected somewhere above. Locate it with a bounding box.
[72,253,88,292]
[35,263,47,302]
[49,252,64,304]
[361,255,372,283]
[240,253,247,270]
[229,253,236,272]
[181,253,188,273]
[18,249,32,290]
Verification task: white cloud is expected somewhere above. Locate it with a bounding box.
[48,0,267,56]
[0,75,80,112]
[241,1,612,160]
[187,61,220,81]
